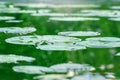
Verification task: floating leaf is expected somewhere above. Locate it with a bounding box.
[0,27,36,34]
[80,10,113,13]
[76,41,120,48]
[86,37,120,42]
[13,66,53,74]
[50,63,95,73]
[0,54,35,64]
[109,18,120,21]
[49,17,99,21]
[71,73,106,80]
[105,72,115,79]
[34,74,67,80]
[5,10,36,14]
[115,52,120,56]
[38,9,51,13]
[6,35,81,45]
[31,12,105,17]
[41,35,81,43]
[14,3,51,8]
[31,13,69,17]
[80,10,120,17]
[17,10,36,14]
[111,6,120,9]
[14,3,99,8]
[0,8,20,13]
[58,31,100,37]
[6,20,23,23]
[0,16,15,20]
[5,35,40,45]
[31,13,93,17]
[36,43,86,51]
[49,4,100,8]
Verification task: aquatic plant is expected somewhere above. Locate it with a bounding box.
[0,27,36,34]
[5,35,81,45]
[0,54,35,63]
[58,31,100,37]
[13,66,53,74]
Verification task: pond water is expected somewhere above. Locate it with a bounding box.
[0,1,120,80]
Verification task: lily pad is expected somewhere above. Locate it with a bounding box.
[76,41,120,48]
[31,12,102,17]
[38,9,51,13]
[6,10,36,14]
[80,10,112,13]
[41,35,81,43]
[80,10,120,17]
[109,18,120,21]
[13,66,53,74]
[5,35,42,45]
[0,16,15,20]
[14,3,50,8]
[58,31,100,37]
[49,17,99,21]
[0,8,20,13]
[6,20,23,23]
[14,3,99,8]
[71,73,106,80]
[105,72,115,79]
[111,6,120,9]
[115,52,120,56]
[0,27,36,34]
[17,10,36,14]
[34,74,67,80]
[31,13,84,17]
[36,43,86,51]
[5,35,81,45]
[31,13,69,17]
[50,63,95,73]
[0,54,35,64]
[50,4,100,8]
[86,37,120,42]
